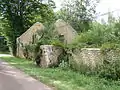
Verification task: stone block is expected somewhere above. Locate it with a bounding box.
[40,45,63,68]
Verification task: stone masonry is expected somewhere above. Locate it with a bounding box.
[17,22,44,58]
[69,48,103,71]
[55,19,78,44]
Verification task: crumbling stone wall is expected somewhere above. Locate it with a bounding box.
[69,48,120,73]
[69,48,103,72]
[16,22,44,58]
[55,19,78,44]
[17,20,120,70]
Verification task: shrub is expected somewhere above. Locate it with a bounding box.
[70,21,120,49]
[98,50,120,80]
[0,36,9,52]
[101,42,120,52]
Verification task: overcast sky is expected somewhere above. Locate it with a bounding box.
[96,0,120,21]
[53,0,120,22]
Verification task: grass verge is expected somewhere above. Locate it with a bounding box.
[0,51,10,54]
[1,57,120,90]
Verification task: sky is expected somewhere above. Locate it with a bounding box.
[53,0,120,22]
[96,0,120,22]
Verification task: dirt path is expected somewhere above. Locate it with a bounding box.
[0,59,52,90]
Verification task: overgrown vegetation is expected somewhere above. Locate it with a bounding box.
[98,50,120,80]
[18,14,120,80]
[71,19,120,49]
[0,35,8,52]
[21,23,64,66]
[63,15,120,79]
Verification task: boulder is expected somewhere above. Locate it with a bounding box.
[40,45,63,68]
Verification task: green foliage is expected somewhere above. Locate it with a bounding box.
[51,39,65,48]
[0,0,56,55]
[58,49,70,70]
[0,36,8,52]
[69,22,104,48]
[21,23,64,65]
[101,43,120,52]
[70,19,120,49]
[36,23,64,47]
[22,44,37,60]
[57,0,100,32]
[98,50,120,80]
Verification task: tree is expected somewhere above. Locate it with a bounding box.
[57,0,100,32]
[0,0,55,55]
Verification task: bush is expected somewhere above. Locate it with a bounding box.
[98,50,120,80]
[70,21,120,49]
[0,36,8,52]
[101,42,120,52]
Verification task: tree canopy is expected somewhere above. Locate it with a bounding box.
[57,0,100,32]
[0,0,56,55]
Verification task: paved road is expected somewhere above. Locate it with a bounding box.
[0,59,52,90]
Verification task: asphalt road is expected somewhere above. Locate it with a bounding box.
[0,58,52,90]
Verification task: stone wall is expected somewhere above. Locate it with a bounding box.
[16,20,120,70]
[69,48,120,72]
[69,48,103,72]
[16,22,44,58]
[55,19,78,44]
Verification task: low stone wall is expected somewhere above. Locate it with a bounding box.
[69,48,103,72]
[16,40,120,71]
[69,48,120,73]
